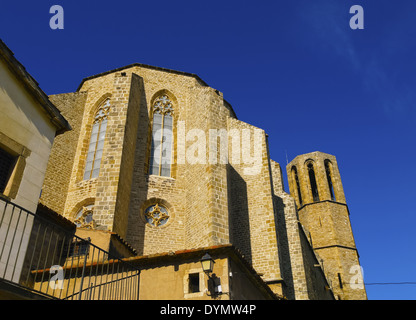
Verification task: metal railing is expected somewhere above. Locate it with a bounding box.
[0,197,140,300]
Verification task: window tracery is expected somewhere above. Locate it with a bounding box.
[74,204,95,229]
[83,99,110,180]
[150,95,174,177]
[144,203,170,227]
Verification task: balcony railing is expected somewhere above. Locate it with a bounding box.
[0,197,140,300]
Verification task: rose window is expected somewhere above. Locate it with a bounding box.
[144,204,169,227]
[74,205,95,228]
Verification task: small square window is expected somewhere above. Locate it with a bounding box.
[65,238,91,258]
[188,273,200,293]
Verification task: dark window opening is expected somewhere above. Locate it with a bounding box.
[292,166,303,206]
[325,160,336,201]
[0,148,16,194]
[188,273,200,293]
[65,237,91,258]
[307,162,320,202]
[338,273,343,289]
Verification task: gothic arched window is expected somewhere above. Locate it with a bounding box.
[307,161,320,202]
[325,160,336,201]
[149,95,174,177]
[83,100,110,180]
[291,166,303,206]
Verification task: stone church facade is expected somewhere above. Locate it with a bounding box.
[39,63,367,300]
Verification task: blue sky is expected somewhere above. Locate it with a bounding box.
[1,1,415,300]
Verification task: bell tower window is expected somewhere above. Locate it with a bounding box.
[325,160,336,201]
[291,166,303,207]
[307,161,320,202]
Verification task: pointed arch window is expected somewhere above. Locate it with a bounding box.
[307,161,320,202]
[149,95,174,177]
[83,100,110,180]
[291,166,303,206]
[325,160,336,201]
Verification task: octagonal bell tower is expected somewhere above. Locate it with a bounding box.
[286,151,367,300]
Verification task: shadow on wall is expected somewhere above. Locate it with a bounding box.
[125,76,149,256]
[227,164,252,265]
[273,194,296,300]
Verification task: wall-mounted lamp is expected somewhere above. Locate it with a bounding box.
[200,253,224,297]
[200,253,215,276]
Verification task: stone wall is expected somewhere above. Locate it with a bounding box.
[40,92,87,214]
[62,72,115,224]
[297,223,335,300]
[270,160,309,299]
[227,118,281,291]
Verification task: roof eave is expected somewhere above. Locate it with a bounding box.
[0,39,71,134]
